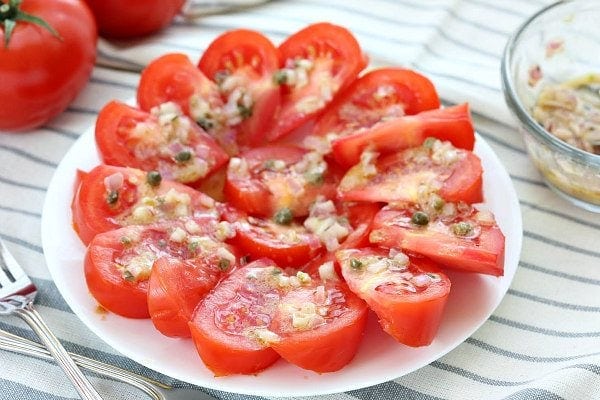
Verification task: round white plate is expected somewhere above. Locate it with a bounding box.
[41,127,522,397]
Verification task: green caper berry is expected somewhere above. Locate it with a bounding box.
[123,270,134,282]
[197,117,214,131]
[274,207,293,225]
[273,70,288,85]
[452,221,473,236]
[106,190,119,205]
[174,150,192,163]
[238,104,253,119]
[422,137,437,149]
[304,171,324,185]
[411,211,430,226]
[218,258,231,271]
[350,258,363,270]
[120,236,132,246]
[146,171,162,187]
[432,196,445,211]
[263,159,276,170]
[188,241,199,252]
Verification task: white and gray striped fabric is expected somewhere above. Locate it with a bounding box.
[1,0,599,399]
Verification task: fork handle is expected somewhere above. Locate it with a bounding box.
[15,302,104,400]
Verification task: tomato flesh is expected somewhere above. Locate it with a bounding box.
[224,145,338,218]
[337,247,451,347]
[71,165,218,245]
[370,205,505,276]
[337,139,483,205]
[266,23,367,141]
[95,100,229,188]
[189,259,284,376]
[331,103,475,168]
[270,279,367,372]
[198,29,281,148]
[314,68,441,139]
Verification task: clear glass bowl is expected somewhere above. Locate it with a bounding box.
[501,0,600,212]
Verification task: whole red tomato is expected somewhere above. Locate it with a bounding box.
[0,0,97,131]
[84,0,185,39]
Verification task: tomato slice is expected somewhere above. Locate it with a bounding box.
[224,145,338,218]
[370,204,505,276]
[337,139,483,205]
[227,212,322,268]
[337,247,451,347]
[313,68,441,138]
[136,53,237,152]
[95,100,229,188]
[198,29,281,147]
[269,278,367,372]
[331,103,475,168]
[266,22,367,141]
[147,215,238,337]
[188,259,284,376]
[85,219,216,318]
[71,165,218,245]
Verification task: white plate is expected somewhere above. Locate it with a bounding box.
[41,127,522,397]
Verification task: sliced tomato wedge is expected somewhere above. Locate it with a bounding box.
[266,22,367,141]
[337,139,483,205]
[95,100,229,188]
[331,103,475,168]
[84,219,210,318]
[337,247,451,347]
[270,278,367,372]
[198,29,281,147]
[224,145,338,219]
[313,68,440,138]
[71,165,218,245]
[188,259,284,376]
[136,53,237,152]
[225,211,322,268]
[370,203,505,276]
[147,215,239,337]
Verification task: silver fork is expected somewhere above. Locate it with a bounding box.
[0,328,217,400]
[0,239,103,399]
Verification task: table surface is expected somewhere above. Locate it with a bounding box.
[1,1,599,399]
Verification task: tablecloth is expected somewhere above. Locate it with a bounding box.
[1,0,599,399]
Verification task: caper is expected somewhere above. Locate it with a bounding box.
[174,150,192,163]
[146,171,162,187]
[274,207,293,225]
[106,190,119,205]
[452,221,473,236]
[350,258,364,270]
[411,211,430,226]
[273,70,288,85]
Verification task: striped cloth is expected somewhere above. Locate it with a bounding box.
[1,0,599,399]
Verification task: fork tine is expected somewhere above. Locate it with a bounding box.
[0,240,26,285]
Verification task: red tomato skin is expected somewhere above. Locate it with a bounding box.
[314,68,441,137]
[95,100,229,188]
[331,103,475,168]
[83,0,185,39]
[198,29,281,147]
[71,165,217,245]
[84,226,150,319]
[0,0,97,131]
[370,208,505,276]
[270,281,367,372]
[188,259,282,376]
[338,248,451,347]
[267,22,368,141]
[137,53,222,117]
[148,255,225,338]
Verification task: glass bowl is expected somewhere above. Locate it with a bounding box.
[501,0,600,212]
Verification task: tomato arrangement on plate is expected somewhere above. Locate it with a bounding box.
[72,23,506,376]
